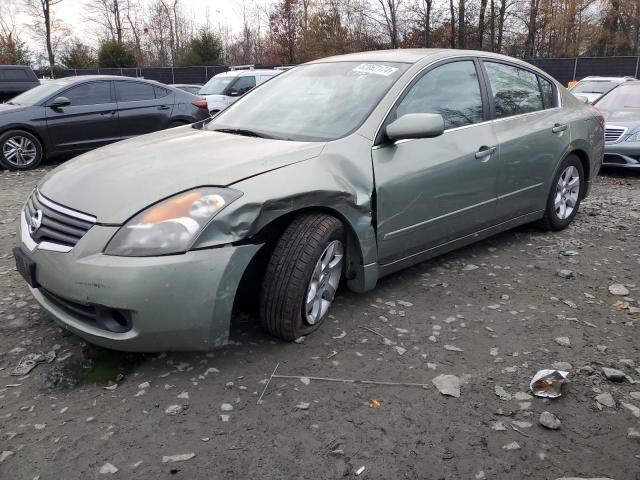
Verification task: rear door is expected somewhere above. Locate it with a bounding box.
[115,80,173,138]
[372,59,500,265]
[45,80,120,152]
[480,60,569,221]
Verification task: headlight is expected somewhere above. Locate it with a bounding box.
[626,131,640,142]
[105,187,242,256]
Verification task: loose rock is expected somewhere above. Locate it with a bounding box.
[539,411,561,430]
[432,374,461,398]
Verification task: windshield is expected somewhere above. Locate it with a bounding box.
[571,80,619,95]
[206,62,409,141]
[8,81,66,105]
[596,84,640,109]
[199,76,235,95]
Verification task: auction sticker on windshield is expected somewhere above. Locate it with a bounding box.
[352,64,399,76]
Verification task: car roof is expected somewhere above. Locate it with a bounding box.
[216,69,280,78]
[47,75,164,85]
[578,76,635,82]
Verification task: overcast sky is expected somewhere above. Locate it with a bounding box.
[9,0,257,42]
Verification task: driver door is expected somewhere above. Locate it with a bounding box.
[372,59,500,265]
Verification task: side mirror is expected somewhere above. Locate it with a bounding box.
[228,90,240,97]
[574,95,590,104]
[386,113,445,141]
[50,96,71,108]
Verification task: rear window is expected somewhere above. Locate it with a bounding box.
[539,77,557,108]
[154,86,170,98]
[116,81,156,102]
[0,68,30,81]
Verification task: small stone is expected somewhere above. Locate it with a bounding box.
[602,367,625,382]
[489,347,499,356]
[220,414,230,422]
[432,374,461,398]
[86,417,95,423]
[300,377,311,385]
[619,359,635,368]
[595,392,615,408]
[177,392,189,399]
[491,421,507,431]
[294,337,305,344]
[514,392,532,401]
[539,411,561,430]
[0,451,14,464]
[628,427,640,439]
[462,264,479,271]
[630,392,640,401]
[220,403,233,411]
[609,284,630,296]
[552,361,573,371]
[165,405,184,416]
[138,382,150,389]
[494,386,511,401]
[444,344,463,352]
[99,463,118,474]
[621,402,640,418]
[296,402,311,410]
[554,337,571,347]
[502,441,520,451]
[557,269,575,279]
[394,346,407,356]
[162,453,196,463]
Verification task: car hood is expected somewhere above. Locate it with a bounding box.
[0,103,28,114]
[600,109,640,130]
[39,126,325,224]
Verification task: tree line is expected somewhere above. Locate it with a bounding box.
[1,0,640,74]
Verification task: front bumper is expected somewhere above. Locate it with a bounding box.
[18,215,262,351]
[603,142,640,169]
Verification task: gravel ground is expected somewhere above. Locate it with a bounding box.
[0,163,639,480]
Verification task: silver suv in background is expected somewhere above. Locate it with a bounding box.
[570,76,635,103]
[199,68,282,114]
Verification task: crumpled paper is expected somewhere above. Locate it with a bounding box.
[530,369,569,398]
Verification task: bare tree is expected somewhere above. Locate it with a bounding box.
[86,0,125,43]
[24,0,64,71]
[376,0,403,48]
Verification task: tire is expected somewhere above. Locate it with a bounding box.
[0,130,43,170]
[168,121,189,128]
[538,154,584,231]
[260,213,345,341]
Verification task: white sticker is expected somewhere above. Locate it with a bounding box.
[352,64,399,77]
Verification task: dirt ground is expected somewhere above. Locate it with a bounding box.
[0,162,639,480]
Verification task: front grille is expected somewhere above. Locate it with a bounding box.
[604,126,627,143]
[24,190,96,248]
[40,288,132,333]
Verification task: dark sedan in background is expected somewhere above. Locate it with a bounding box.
[597,80,640,169]
[0,75,210,170]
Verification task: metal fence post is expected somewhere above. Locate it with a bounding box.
[205,66,208,83]
[171,67,175,84]
[635,56,640,78]
[572,57,578,81]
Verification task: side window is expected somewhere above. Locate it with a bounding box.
[395,60,484,129]
[231,76,256,95]
[539,77,556,109]
[62,82,112,106]
[484,62,544,118]
[115,81,156,102]
[154,86,170,98]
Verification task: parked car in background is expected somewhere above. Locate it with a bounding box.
[0,75,210,170]
[570,76,635,103]
[170,84,203,95]
[199,69,282,113]
[595,80,640,169]
[0,65,40,102]
[13,49,604,351]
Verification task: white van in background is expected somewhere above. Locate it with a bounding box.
[199,68,282,114]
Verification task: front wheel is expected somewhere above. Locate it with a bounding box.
[260,214,345,341]
[0,130,43,170]
[538,154,584,231]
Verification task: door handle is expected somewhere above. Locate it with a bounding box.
[552,123,567,133]
[158,105,170,110]
[475,146,497,160]
[100,110,116,116]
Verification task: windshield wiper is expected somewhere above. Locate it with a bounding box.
[213,128,275,139]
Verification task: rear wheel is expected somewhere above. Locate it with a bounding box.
[260,214,344,341]
[168,121,189,129]
[538,154,584,231]
[0,130,43,170]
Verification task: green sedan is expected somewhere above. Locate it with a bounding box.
[14,49,604,351]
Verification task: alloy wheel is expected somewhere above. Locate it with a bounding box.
[304,240,344,325]
[3,136,37,167]
[554,165,580,220]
